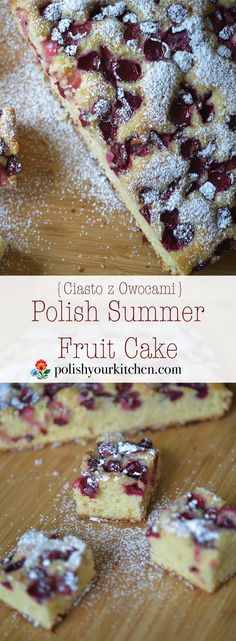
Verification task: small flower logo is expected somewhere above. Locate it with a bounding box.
[30,359,51,380]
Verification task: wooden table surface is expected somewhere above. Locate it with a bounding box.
[0,385,235,641]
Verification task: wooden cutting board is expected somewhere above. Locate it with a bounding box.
[0,158,235,277]
[0,385,236,641]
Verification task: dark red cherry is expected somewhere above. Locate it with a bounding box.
[19,386,34,405]
[103,459,122,473]
[112,58,142,82]
[6,155,22,176]
[123,23,141,42]
[5,558,25,573]
[70,20,92,38]
[0,139,8,156]
[216,508,236,530]
[181,383,208,398]
[146,526,160,538]
[181,138,201,160]
[228,115,236,131]
[160,209,180,228]
[53,416,68,426]
[118,390,142,410]
[136,438,153,449]
[73,474,98,498]
[97,441,118,458]
[199,102,214,123]
[108,142,130,173]
[27,575,59,602]
[124,460,148,483]
[207,165,232,192]
[180,511,197,520]
[144,39,164,61]
[163,28,192,54]
[159,384,183,401]
[77,51,101,71]
[215,238,236,256]
[187,492,206,510]
[169,99,193,128]
[99,120,117,143]
[87,456,99,472]
[124,483,144,496]
[162,223,194,251]
[44,384,70,397]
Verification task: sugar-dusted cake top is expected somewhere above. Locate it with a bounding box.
[147,488,236,547]
[73,434,159,497]
[15,0,236,271]
[0,529,87,601]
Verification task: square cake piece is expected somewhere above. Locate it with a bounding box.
[0,529,95,629]
[73,434,160,521]
[0,383,232,451]
[0,107,21,188]
[11,0,236,273]
[147,487,236,592]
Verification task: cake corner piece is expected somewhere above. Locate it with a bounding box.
[10,0,236,274]
[147,487,236,593]
[0,529,95,629]
[73,433,161,522]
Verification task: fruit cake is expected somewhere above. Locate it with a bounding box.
[0,382,232,450]
[0,107,21,188]
[11,0,236,273]
[0,529,95,629]
[147,487,236,592]
[72,434,160,520]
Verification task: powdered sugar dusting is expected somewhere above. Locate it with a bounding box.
[141,61,180,127]
[0,1,133,272]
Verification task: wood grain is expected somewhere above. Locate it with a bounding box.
[0,385,235,641]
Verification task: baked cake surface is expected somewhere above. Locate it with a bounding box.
[0,529,95,629]
[11,0,236,273]
[73,434,160,521]
[0,106,21,188]
[147,487,236,592]
[0,382,232,450]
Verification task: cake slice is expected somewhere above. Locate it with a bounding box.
[147,488,236,592]
[11,0,236,274]
[73,434,160,521]
[0,383,232,450]
[0,107,21,188]
[0,529,95,629]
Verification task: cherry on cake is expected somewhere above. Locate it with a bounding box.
[0,529,95,629]
[0,107,21,188]
[11,0,236,273]
[73,434,160,521]
[0,383,232,450]
[147,487,236,592]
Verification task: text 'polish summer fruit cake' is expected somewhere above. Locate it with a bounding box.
[11,0,236,274]
[147,487,236,592]
[0,382,232,450]
[0,107,21,188]
[0,529,95,629]
[73,434,160,520]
